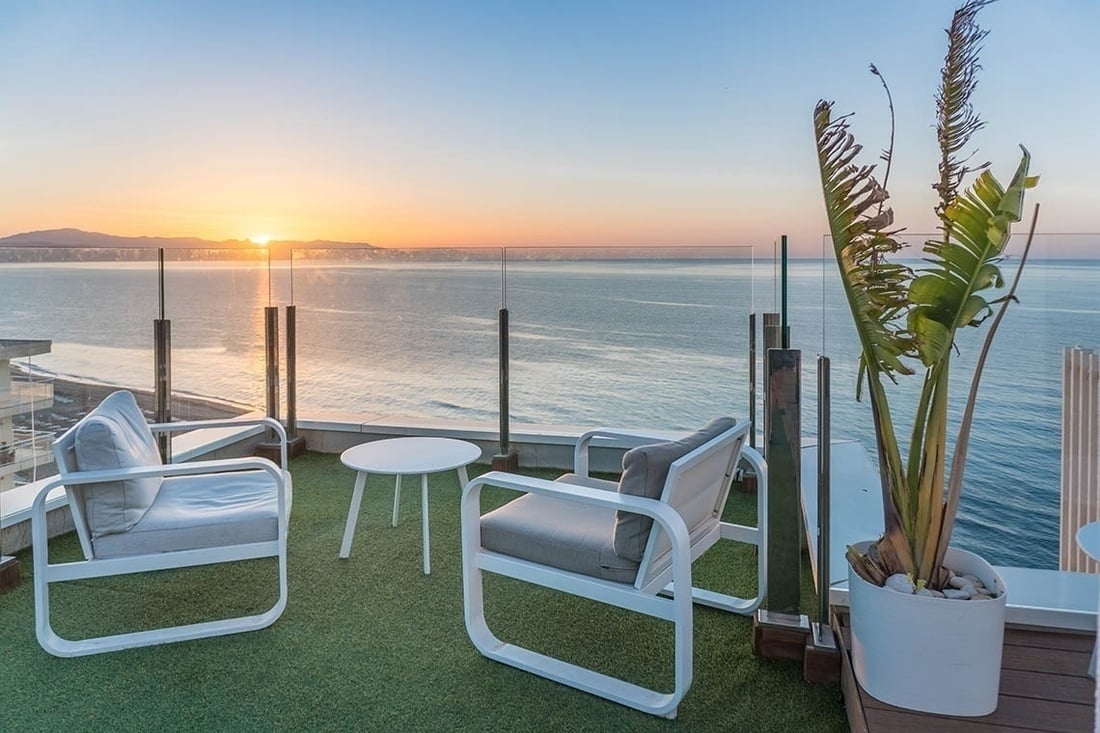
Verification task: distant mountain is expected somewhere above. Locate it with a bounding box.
[0,228,375,250]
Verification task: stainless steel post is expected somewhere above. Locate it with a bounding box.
[764,348,801,614]
[154,248,171,461]
[762,313,782,458]
[498,306,510,456]
[264,306,279,439]
[285,304,297,437]
[816,355,835,646]
[780,235,790,348]
[749,313,757,449]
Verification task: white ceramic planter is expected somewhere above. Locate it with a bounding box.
[848,541,1008,717]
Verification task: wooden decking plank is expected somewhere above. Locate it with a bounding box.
[861,695,1092,732]
[831,608,870,733]
[1002,644,1093,677]
[1006,627,1096,653]
[865,707,1045,732]
[1000,668,1095,704]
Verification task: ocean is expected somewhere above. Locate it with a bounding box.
[1,250,1095,569]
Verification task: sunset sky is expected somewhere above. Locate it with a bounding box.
[1,1,1097,256]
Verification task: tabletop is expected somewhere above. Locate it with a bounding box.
[1076,521,1100,561]
[340,437,482,475]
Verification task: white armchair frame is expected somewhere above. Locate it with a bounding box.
[461,421,767,718]
[33,416,290,657]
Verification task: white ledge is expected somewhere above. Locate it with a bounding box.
[297,414,683,448]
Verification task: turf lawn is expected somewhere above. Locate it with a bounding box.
[0,451,846,732]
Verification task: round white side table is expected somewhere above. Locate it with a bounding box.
[339,437,482,574]
[1075,521,1100,680]
[1076,521,1100,562]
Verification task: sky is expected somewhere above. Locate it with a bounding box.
[0,0,1097,256]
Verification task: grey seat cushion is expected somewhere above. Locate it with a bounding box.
[72,390,164,538]
[480,476,639,584]
[613,417,737,562]
[94,469,281,558]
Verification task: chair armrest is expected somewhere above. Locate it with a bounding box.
[149,417,288,470]
[47,456,284,487]
[573,428,676,479]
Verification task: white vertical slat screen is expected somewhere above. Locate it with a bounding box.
[1061,346,1100,572]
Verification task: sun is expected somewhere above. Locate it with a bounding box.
[249,234,271,246]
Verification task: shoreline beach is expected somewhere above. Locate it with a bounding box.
[11,368,250,439]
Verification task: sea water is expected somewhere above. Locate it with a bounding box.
[0,253,1095,569]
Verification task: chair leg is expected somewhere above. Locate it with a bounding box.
[463,558,689,719]
[421,474,430,575]
[35,547,289,658]
[340,471,368,559]
[392,474,402,527]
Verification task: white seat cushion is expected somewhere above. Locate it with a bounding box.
[480,475,638,584]
[93,470,281,558]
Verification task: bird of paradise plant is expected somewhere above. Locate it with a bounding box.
[813,0,1039,590]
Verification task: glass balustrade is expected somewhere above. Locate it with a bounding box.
[504,245,756,431]
[289,246,502,422]
[161,246,272,421]
[0,246,160,484]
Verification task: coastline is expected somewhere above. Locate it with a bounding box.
[12,369,250,437]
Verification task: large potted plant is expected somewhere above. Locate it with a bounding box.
[812,0,1038,716]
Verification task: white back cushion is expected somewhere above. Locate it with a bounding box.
[72,391,163,538]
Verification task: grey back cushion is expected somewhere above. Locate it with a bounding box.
[613,417,736,562]
[72,391,163,539]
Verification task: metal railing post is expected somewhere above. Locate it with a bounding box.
[749,313,757,449]
[154,248,172,461]
[780,234,790,348]
[753,347,810,662]
[762,312,782,458]
[764,348,802,614]
[285,304,297,438]
[264,306,280,438]
[814,355,836,650]
[493,248,518,470]
[498,305,510,456]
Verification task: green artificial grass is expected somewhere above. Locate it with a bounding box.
[0,452,846,732]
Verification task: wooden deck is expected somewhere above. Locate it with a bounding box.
[835,611,1097,732]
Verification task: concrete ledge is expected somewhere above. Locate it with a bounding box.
[171,415,268,463]
[297,414,683,472]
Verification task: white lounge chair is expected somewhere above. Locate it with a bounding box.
[33,390,291,657]
[461,417,767,718]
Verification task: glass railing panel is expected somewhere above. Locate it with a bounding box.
[0,246,160,485]
[504,246,755,431]
[290,246,502,421]
[161,247,272,422]
[813,232,1100,569]
[1,376,54,417]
